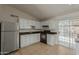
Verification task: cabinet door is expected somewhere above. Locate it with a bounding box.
[21,35,30,48]
[47,34,57,46]
[20,34,40,48]
[29,34,40,44]
[33,34,40,43]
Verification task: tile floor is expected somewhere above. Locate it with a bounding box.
[10,42,76,55]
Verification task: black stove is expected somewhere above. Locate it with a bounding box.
[40,30,50,44]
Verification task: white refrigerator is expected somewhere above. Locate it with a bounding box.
[0,22,19,55]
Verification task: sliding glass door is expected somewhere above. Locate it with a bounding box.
[58,20,71,48]
[58,19,79,54]
[58,19,79,49]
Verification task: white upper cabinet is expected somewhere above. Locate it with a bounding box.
[19,18,41,30]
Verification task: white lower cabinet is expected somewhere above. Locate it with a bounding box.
[21,34,40,48]
[47,34,58,46]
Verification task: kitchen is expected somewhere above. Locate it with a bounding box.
[0,4,79,55]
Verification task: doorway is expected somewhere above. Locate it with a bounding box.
[58,19,79,54]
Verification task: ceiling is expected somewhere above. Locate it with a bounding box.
[10,4,79,21]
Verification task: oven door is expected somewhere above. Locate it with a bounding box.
[40,32,47,44]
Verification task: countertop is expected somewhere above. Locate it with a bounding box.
[19,29,58,35]
[20,29,41,32]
